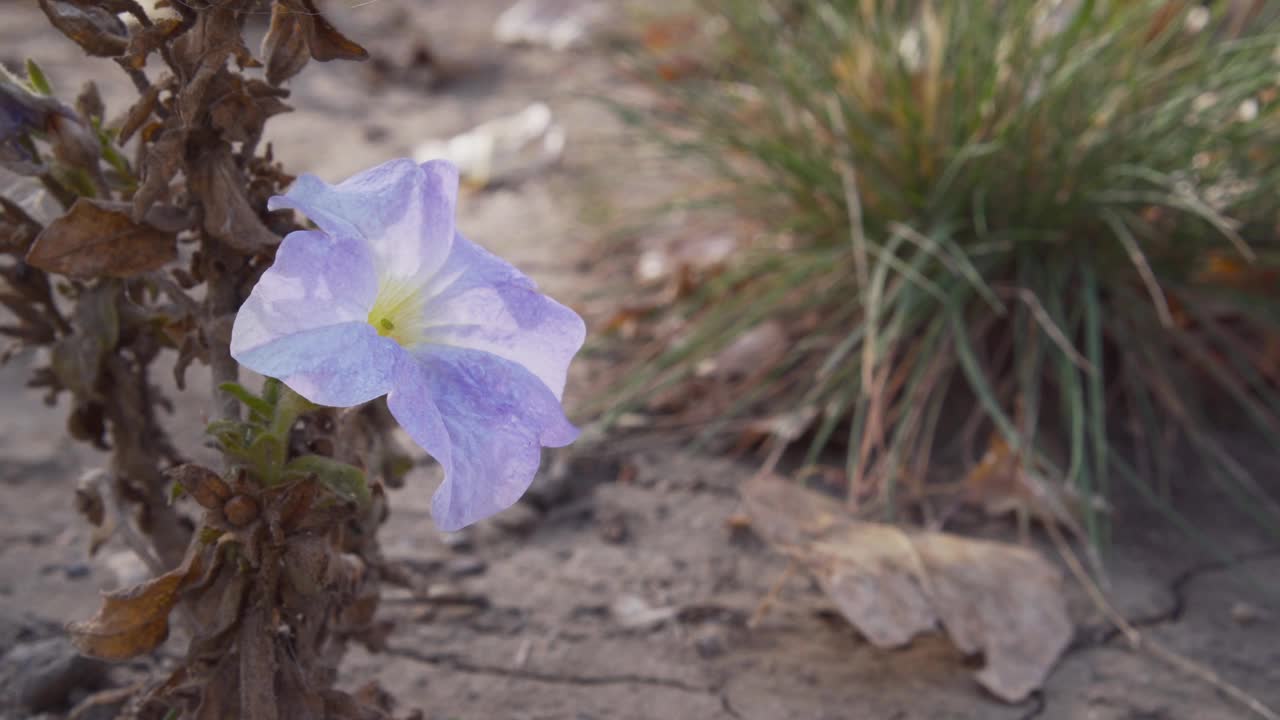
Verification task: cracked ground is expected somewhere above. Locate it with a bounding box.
[2,1,1280,719]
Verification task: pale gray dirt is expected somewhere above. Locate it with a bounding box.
[2,2,1280,719]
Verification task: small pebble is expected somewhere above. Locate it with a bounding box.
[438,529,474,553]
[1231,601,1269,626]
[694,627,727,659]
[445,557,487,579]
[492,503,541,536]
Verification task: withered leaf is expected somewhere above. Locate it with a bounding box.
[280,0,369,63]
[167,463,231,510]
[75,81,104,125]
[191,149,279,253]
[115,83,161,145]
[50,282,120,397]
[38,0,129,57]
[132,128,185,222]
[702,320,788,381]
[742,474,1073,703]
[195,653,240,720]
[262,3,310,86]
[0,196,42,254]
[67,551,204,660]
[123,17,184,70]
[26,198,177,279]
[209,76,292,143]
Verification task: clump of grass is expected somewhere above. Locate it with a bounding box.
[606,0,1280,548]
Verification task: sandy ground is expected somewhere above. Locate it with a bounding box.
[1,1,1279,719]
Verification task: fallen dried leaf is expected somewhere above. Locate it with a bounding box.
[699,320,788,381]
[66,551,203,660]
[742,473,1072,703]
[26,198,177,279]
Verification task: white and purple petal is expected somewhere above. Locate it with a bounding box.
[231,228,401,406]
[267,159,459,285]
[387,346,579,531]
[417,232,586,399]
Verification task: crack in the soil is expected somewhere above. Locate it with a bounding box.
[1048,545,1280,716]
[385,645,713,695]
[1095,545,1280,645]
[1015,691,1046,720]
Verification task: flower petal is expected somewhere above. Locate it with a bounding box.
[231,229,377,347]
[235,322,403,407]
[267,158,459,284]
[387,346,578,531]
[417,232,586,399]
[231,228,399,406]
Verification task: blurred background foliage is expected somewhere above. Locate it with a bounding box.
[600,0,1280,555]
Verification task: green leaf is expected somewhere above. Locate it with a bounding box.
[218,381,275,420]
[283,456,369,507]
[248,433,285,485]
[24,58,52,94]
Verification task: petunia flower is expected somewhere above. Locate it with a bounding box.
[230,158,585,531]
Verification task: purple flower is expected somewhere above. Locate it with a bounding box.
[231,158,585,531]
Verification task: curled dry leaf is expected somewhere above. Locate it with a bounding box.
[742,473,1072,703]
[276,0,370,64]
[115,83,163,145]
[0,196,42,254]
[38,0,130,57]
[66,550,204,660]
[191,149,279,253]
[209,77,292,144]
[26,198,177,279]
[262,2,311,86]
[132,128,185,220]
[50,282,120,398]
[168,463,232,510]
[123,17,184,70]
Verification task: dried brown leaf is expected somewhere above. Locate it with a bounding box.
[290,0,370,62]
[168,463,231,510]
[27,198,177,279]
[49,283,120,397]
[262,3,311,86]
[0,196,43,254]
[195,653,240,720]
[38,0,129,56]
[133,127,184,220]
[701,320,788,381]
[123,17,183,70]
[75,81,105,125]
[209,77,292,143]
[115,83,163,145]
[66,551,203,660]
[742,474,1072,703]
[191,149,279,253]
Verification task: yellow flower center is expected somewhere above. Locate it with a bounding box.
[367,276,427,347]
